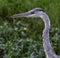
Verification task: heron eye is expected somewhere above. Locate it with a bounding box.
[31,11,34,14]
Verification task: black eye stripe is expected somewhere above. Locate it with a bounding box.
[35,9,44,12]
[30,8,44,14]
[31,11,35,14]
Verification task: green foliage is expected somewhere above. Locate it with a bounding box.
[0,0,60,58]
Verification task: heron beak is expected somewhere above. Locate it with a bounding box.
[10,12,31,18]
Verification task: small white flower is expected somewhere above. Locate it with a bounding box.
[4,22,8,26]
[14,27,18,31]
[0,25,3,28]
[24,27,27,30]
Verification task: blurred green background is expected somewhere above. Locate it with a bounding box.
[0,0,60,58]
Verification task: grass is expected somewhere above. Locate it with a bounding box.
[0,0,60,58]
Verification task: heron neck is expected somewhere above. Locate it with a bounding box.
[42,13,50,30]
[40,13,56,58]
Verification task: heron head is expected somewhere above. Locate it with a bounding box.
[11,8,45,18]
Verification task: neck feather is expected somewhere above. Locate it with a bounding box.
[40,13,56,58]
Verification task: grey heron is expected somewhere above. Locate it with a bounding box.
[11,8,60,58]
